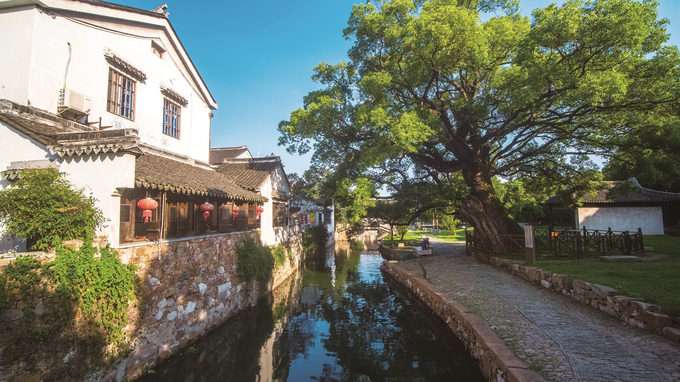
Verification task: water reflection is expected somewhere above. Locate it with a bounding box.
[138,242,483,382]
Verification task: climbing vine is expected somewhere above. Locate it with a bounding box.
[236,236,275,288]
[272,245,289,268]
[0,239,139,379]
[302,225,329,257]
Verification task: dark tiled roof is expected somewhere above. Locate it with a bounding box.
[215,158,282,190]
[0,113,66,146]
[546,178,680,205]
[69,0,166,19]
[136,154,267,202]
[1,100,142,157]
[0,100,93,146]
[209,146,250,164]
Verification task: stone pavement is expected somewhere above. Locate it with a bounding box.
[396,240,680,382]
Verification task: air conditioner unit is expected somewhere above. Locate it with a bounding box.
[58,88,91,114]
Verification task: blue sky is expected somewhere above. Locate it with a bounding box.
[119,0,680,176]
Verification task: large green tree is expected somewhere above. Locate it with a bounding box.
[279,0,680,242]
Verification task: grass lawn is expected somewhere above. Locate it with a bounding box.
[382,229,467,247]
[495,235,680,316]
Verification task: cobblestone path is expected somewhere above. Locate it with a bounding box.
[396,240,680,382]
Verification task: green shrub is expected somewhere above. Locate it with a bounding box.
[302,225,329,257]
[236,236,275,287]
[0,239,139,376]
[0,168,106,251]
[272,245,288,268]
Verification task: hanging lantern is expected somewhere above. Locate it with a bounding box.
[232,205,240,220]
[137,198,158,223]
[200,202,214,221]
[257,206,264,218]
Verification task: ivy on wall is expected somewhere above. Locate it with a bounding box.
[236,236,275,290]
[302,225,329,257]
[0,240,140,379]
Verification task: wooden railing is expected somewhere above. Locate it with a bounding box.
[466,226,645,258]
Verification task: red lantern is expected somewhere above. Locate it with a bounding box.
[137,198,158,223]
[257,206,264,218]
[232,204,240,220]
[200,202,214,221]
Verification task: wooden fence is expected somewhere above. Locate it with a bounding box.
[465,226,645,258]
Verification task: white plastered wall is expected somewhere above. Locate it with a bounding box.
[0,7,34,106]
[0,6,213,163]
[577,206,664,235]
[58,152,136,247]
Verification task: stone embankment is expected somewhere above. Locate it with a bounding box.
[0,230,315,382]
[380,262,545,382]
[487,256,680,342]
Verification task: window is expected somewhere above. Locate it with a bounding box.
[107,69,136,120]
[273,202,289,227]
[163,98,181,138]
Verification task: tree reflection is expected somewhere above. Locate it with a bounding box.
[138,248,483,382]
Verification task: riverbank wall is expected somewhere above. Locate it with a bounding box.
[0,229,323,382]
[380,262,545,382]
[486,256,680,341]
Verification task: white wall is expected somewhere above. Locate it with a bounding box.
[0,6,213,163]
[260,165,291,246]
[0,7,34,107]
[0,121,58,190]
[58,152,136,244]
[577,206,664,235]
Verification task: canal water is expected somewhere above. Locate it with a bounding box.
[138,243,484,382]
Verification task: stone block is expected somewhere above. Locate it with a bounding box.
[591,284,616,299]
[162,287,176,298]
[2,308,23,321]
[662,327,680,342]
[572,279,590,293]
[640,310,673,331]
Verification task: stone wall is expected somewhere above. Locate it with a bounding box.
[0,230,307,382]
[380,262,545,382]
[488,256,680,342]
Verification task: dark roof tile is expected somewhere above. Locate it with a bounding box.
[136,154,267,202]
[547,178,680,205]
[215,158,282,190]
[209,146,250,164]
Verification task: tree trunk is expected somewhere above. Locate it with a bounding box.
[460,166,523,253]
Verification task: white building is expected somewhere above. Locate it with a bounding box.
[210,147,293,246]
[546,178,680,235]
[0,0,287,253]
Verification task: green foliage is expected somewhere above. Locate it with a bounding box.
[335,177,376,226]
[439,210,462,234]
[278,0,680,238]
[0,240,139,376]
[0,255,43,309]
[603,119,680,192]
[43,240,138,345]
[396,225,409,240]
[0,168,106,251]
[272,245,289,268]
[236,236,275,287]
[302,225,330,257]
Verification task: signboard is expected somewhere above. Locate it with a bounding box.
[524,224,534,249]
[309,212,316,225]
